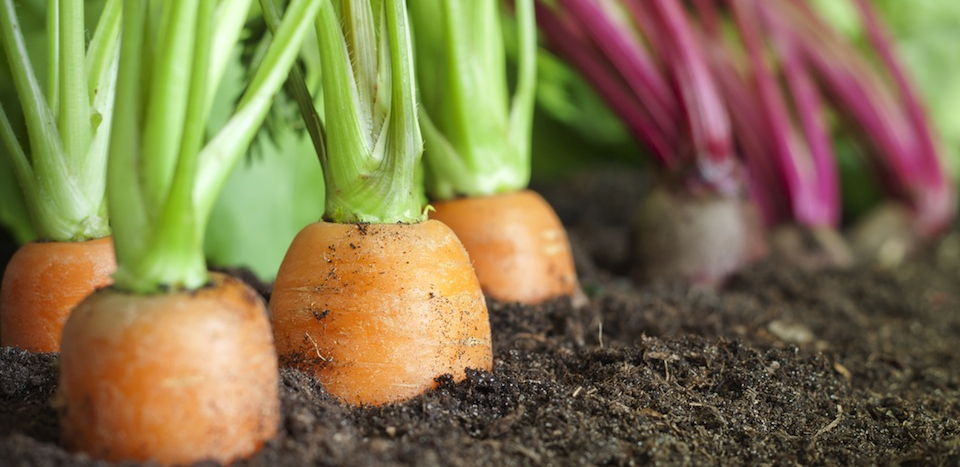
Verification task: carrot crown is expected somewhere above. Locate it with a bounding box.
[313,0,424,224]
[0,0,121,242]
[408,0,537,200]
[107,0,320,294]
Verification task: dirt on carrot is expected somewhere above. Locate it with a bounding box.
[270,220,493,406]
[1,168,959,466]
[0,237,116,352]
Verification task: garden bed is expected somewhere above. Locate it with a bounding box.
[2,168,959,466]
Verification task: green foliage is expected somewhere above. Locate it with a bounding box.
[314,0,424,224]
[107,0,321,293]
[203,42,325,281]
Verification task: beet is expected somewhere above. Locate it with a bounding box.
[631,184,766,287]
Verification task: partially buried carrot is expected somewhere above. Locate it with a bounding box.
[408,0,579,304]
[58,272,278,465]
[267,0,493,406]
[55,0,320,464]
[0,237,115,352]
[429,190,577,304]
[0,0,121,351]
[271,221,491,405]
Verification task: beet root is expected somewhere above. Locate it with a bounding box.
[631,185,767,287]
[845,201,927,268]
[769,224,854,271]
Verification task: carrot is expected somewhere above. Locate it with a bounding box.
[0,237,115,352]
[58,272,278,465]
[407,1,580,303]
[0,0,121,350]
[267,0,493,405]
[429,190,578,304]
[271,220,492,405]
[53,0,320,464]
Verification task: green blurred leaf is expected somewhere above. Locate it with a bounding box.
[203,31,324,281]
[204,128,323,281]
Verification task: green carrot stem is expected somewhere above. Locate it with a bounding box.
[411,0,537,200]
[138,0,201,215]
[0,0,111,241]
[108,0,321,294]
[57,0,91,167]
[316,0,424,224]
[107,0,150,287]
[259,0,327,162]
[46,0,58,115]
[195,0,323,230]
[204,0,254,118]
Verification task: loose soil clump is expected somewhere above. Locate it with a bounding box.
[2,169,959,466]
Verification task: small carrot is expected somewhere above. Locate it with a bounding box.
[59,272,278,465]
[0,0,121,351]
[55,0,320,464]
[272,221,492,405]
[0,237,115,352]
[429,190,577,304]
[268,0,493,405]
[408,0,580,304]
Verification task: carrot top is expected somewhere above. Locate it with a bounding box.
[408,0,537,200]
[107,0,320,294]
[310,0,424,224]
[0,0,120,242]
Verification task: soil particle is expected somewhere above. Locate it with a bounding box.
[2,169,959,466]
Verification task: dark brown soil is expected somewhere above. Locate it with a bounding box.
[2,168,959,466]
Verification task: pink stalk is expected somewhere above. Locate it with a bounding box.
[706,47,785,225]
[537,0,765,286]
[643,0,740,195]
[534,2,675,166]
[736,0,840,227]
[851,0,953,237]
[556,0,677,142]
[537,0,744,193]
[769,0,953,238]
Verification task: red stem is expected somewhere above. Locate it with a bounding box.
[771,0,953,237]
[852,0,953,236]
[745,0,839,227]
[557,0,678,143]
[644,0,740,194]
[534,3,675,165]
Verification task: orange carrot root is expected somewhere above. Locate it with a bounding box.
[270,220,493,406]
[58,272,279,466]
[429,189,579,304]
[1,237,116,352]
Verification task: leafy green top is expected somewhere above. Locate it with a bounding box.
[0,0,120,242]
[107,0,320,294]
[408,0,537,200]
[312,0,424,224]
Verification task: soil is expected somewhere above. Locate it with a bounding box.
[2,168,959,466]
